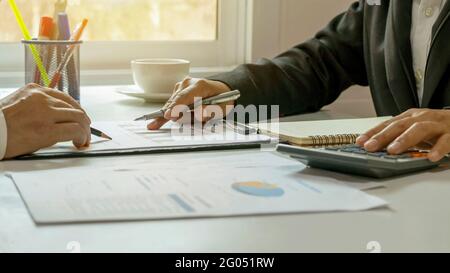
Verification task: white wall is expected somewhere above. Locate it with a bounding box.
[251,0,376,117]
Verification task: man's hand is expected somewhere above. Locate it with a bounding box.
[2,83,91,159]
[356,108,450,162]
[147,77,233,130]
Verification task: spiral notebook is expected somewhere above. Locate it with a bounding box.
[255,117,392,146]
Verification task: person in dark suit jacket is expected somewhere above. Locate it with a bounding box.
[149,0,450,162]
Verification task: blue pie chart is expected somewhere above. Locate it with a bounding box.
[232,181,285,197]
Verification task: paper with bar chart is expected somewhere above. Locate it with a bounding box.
[9,153,387,224]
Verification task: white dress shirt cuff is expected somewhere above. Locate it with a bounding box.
[0,109,8,160]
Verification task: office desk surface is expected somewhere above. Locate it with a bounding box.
[1,86,450,253]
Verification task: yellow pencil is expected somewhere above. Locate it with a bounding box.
[7,0,50,86]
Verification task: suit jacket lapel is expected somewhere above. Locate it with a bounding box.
[422,1,450,107]
[384,0,419,111]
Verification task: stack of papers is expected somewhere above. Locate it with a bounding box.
[9,153,387,224]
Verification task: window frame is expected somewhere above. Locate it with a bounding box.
[0,0,250,86]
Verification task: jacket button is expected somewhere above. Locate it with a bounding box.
[415,69,424,82]
[424,7,434,17]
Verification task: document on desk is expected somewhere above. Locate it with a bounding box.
[10,153,387,224]
[30,121,272,158]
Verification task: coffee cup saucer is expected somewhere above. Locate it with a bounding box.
[116,86,171,103]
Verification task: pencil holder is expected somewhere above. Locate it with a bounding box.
[22,40,83,102]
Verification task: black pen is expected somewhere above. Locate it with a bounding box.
[134,90,241,121]
[90,127,112,140]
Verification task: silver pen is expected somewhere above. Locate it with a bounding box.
[134,90,241,121]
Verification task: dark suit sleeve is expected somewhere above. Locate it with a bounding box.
[208,1,368,118]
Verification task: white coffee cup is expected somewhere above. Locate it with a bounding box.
[131,59,190,95]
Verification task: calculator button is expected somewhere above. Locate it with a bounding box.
[408,152,429,158]
[341,147,362,153]
[352,150,368,155]
[384,155,400,160]
[368,152,387,157]
[396,154,413,159]
[349,145,362,149]
[325,146,341,151]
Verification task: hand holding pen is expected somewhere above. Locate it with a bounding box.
[6,0,111,143]
[137,78,239,130]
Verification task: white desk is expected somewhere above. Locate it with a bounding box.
[1,86,450,253]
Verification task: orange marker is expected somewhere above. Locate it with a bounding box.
[408,152,429,159]
[39,16,54,40]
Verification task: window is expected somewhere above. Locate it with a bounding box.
[0,0,248,85]
[0,0,218,41]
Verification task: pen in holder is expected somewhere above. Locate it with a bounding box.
[22,40,82,102]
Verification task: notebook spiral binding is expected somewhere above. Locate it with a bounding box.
[308,134,360,146]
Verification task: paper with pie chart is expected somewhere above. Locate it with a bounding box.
[10,153,387,224]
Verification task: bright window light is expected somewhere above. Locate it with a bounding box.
[0,0,218,41]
